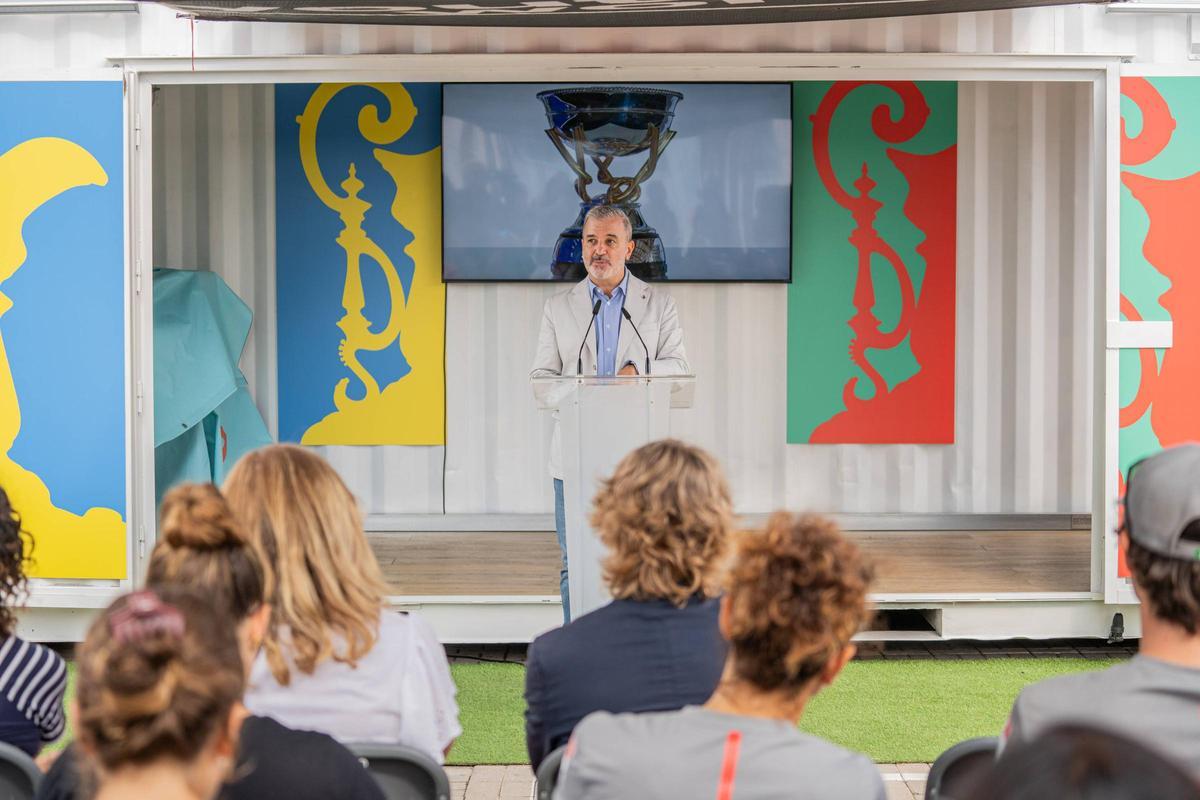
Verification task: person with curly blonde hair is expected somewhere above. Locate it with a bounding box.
[524,439,733,770]
[223,445,460,763]
[555,512,885,800]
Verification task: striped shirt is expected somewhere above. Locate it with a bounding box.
[0,636,67,755]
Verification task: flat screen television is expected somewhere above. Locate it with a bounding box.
[442,82,792,282]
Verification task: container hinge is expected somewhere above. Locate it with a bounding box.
[135,380,143,416]
[134,253,142,295]
[137,522,146,561]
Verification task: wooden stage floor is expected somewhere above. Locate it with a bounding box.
[369,529,1091,597]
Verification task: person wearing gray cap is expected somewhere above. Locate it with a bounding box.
[998,443,1200,775]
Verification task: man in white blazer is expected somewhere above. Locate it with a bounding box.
[530,205,690,621]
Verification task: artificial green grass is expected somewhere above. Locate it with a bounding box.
[448,663,528,766]
[446,658,1124,765]
[799,658,1122,762]
[53,657,1126,765]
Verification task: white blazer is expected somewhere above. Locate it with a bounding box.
[530,272,690,479]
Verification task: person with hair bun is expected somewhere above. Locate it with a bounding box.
[554,512,885,800]
[224,445,460,762]
[147,481,273,638]
[74,588,244,800]
[37,483,384,800]
[0,486,67,757]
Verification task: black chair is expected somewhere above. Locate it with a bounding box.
[535,745,566,800]
[348,743,451,800]
[0,742,40,800]
[926,736,998,800]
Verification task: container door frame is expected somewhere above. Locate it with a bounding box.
[121,52,1124,610]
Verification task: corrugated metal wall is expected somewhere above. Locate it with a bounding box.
[0,4,1192,70]
[4,1,1173,515]
[150,79,1094,514]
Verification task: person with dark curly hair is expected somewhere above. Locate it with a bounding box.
[0,487,66,756]
[1000,443,1200,775]
[553,512,883,800]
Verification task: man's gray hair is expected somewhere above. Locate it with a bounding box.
[583,205,632,239]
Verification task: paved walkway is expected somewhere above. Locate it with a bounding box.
[448,763,932,799]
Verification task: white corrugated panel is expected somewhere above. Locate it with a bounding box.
[153,83,276,428]
[150,78,1093,514]
[0,4,1194,70]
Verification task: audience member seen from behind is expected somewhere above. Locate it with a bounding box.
[0,487,66,758]
[524,439,733,770]
[225,444,460,761]
[555,512,883,800]
[74,588,244,800]
[1001,443,1200,774]
[977,724,1200,800]
[36,483,385,800]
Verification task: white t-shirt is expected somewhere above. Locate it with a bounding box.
[245,610,461,763]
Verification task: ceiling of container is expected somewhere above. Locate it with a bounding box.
[151,0,1102,29]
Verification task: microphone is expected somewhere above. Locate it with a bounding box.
[577,299,602,375]
[621,307,652,376]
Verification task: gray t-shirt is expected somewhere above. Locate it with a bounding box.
[1002,655,1200,773]
[553,706,885,800]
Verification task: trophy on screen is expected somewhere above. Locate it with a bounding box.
[537,86,683,281]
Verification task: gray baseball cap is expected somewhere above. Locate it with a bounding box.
[1125,444,1200,561]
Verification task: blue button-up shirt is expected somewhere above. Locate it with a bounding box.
[587,270,629,376]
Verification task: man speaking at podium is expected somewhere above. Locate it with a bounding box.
[530,205,690,622]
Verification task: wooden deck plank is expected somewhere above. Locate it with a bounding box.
[370,529,1091,597]
[372,532,561,595]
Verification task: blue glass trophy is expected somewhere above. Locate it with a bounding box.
[537,86,683,281]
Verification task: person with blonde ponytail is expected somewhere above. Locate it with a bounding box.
[555,513,885,800]
[224,445,460,762]
[37,484,384,800]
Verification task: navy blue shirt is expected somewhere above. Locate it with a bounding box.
[524,596,727,770]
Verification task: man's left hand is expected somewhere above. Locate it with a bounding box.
[617,364,638,376]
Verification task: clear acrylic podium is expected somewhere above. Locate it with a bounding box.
[532,375,695,619]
